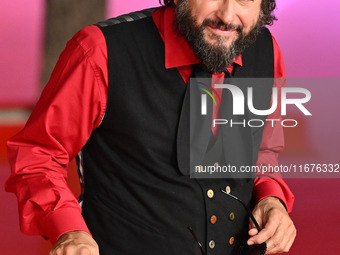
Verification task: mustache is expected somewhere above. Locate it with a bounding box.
[201,19,243,34]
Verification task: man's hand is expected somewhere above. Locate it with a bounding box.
[247,197,296,254]
[50,231,99,255]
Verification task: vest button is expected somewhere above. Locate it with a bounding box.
[207,189,214,198]
[209,240,215,249]
[229,236,235,245]
[225,186,231,194]
[210,215,217,224]
[229,212,235,221]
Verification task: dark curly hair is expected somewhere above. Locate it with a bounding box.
[159,0,277,26]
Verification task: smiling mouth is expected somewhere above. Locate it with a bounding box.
[207,24,237,36]
[209,24,236,32]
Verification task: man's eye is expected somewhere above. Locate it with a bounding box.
[237,0,256,6]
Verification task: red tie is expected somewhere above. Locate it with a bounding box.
[211,72,225,137]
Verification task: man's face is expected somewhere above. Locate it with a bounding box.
[174,0,264,73]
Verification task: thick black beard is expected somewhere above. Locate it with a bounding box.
[174,0,263,73]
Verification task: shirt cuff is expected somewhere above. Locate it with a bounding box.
[253,178,295,213]
[41,207,90,244]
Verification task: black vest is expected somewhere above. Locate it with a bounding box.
[80,8,274,255]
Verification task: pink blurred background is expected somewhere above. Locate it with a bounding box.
[1,0,339,254]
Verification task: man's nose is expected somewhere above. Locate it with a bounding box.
[215,0,237,25]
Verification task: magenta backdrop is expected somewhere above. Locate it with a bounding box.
[269,0,340,78]
[107,0,161,17]
[0,0,44,107]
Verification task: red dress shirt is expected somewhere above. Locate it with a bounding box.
[5,7,294,244]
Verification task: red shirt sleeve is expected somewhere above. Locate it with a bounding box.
[252,35,295,213]
[5,25,108,244]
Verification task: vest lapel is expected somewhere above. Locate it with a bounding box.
[177,65,213,175]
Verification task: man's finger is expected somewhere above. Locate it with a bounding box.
[265,224,285,253]
[78,246,93,255]
[248,228,258,237]
[266,222,296,254]
[50,231,99,255]
[247,214,278,245]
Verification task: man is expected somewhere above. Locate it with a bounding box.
[6,0,296,254]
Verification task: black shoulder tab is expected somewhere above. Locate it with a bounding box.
[96,7,159,27]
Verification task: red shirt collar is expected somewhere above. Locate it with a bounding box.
[152,7,243,70]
